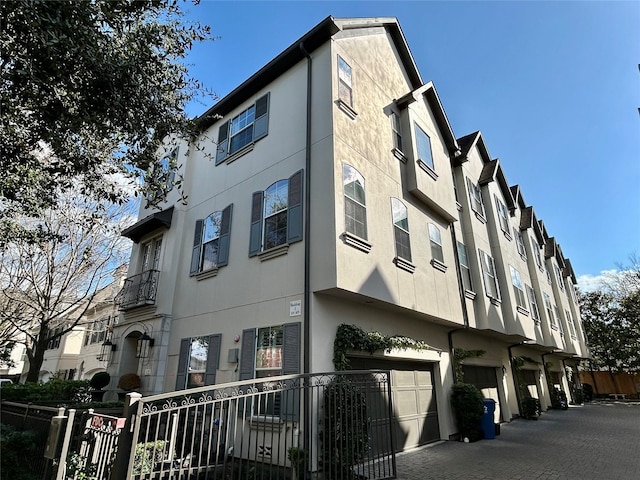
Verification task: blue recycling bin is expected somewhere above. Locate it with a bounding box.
[481,398,496,439]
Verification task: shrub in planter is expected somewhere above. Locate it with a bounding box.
[520,397,541,420]
[89,371,111,390]
[0,424,38,480]
[450,383,484,441]
[117,373,141,392]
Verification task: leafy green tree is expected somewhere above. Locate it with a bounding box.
[1,0,213,243]
[579,255,640,381]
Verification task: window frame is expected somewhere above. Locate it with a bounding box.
[479,249,501,301]
[249,171,304,258]
[531,235,542,268]
[457,242,474,293]
[509,265,528,311]
[216,93,270,165]
[190,205,233,276]
[514,228,527,258]
[337,55,353,107]
[495,196,511,235]
[343,164,368,241]
[467,178,486,219]
[391,198,412,265]
[390,112,403,153]
[140,236,162,273]
[414,124,435,174]
[543,293,557,328]
[554,264,565,291]
[526,285,541,323]
[428,223,445,265]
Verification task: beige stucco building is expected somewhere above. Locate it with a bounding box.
[110,17,588,449]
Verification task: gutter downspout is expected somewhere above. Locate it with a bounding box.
[299,41,312,462]
[448,227,470,383]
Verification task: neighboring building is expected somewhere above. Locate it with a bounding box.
[111,16,588,449]
[21,276,122,385]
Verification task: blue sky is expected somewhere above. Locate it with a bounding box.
[182,1,640,290]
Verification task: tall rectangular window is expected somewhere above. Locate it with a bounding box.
[392,198,412,263]
[565,310,576,337]
[428,223,444,264]
[555,306,564,334]
[467,178,485,218]
[495,196,510,234]
[509,266,527,310]
[390,112,403,152]
[141,237,162,272]
[338,56,353,107]
[543,293,556,328]
[554,264,565,291]
[526,285,540,322]
[479,249,500,301]
[531,236,542,268]
[457,242,473,292]
[514,228,527,258]
[415,124,434,171]
[187,336,209,388]
[343,165,367,240]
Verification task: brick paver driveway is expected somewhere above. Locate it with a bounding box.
[396,401,640,480]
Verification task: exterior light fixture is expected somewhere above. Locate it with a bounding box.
[136,332,155,359]
[98,339,116,363]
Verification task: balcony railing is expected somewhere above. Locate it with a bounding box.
[115,270,159,311]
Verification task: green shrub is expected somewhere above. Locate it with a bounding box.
[450,383,484,441]
[0,424,38,480]
[520,397,541,419]
[89,371,111,390]
[0,379,91,404]
[133,440,169,475]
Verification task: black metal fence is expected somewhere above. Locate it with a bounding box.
[113,370,396,480]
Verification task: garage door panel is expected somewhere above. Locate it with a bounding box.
[393,390,419,417]
[463,366,503,422]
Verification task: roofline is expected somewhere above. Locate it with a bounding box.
[196,16,423,130]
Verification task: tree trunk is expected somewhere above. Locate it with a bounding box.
[25,338,48,383]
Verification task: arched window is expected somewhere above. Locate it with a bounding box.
[190,205,233,275]
[343,165,367,240]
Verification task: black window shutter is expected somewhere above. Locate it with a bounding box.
[248,191,264,257]
[239,329,256,381]
[287,170,304,244]
[190,219,204,275]
[217,204,233,267]
[175,338,190,390]
[253,93,270,141]
[281,322,301,421]
[204,334,222,386]
[215,121,230,165]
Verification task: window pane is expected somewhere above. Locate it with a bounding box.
[201,238,219,271]
[394,226,412,262]
[264,211,287,249]
[229,125,254,153]
[189,337,209,372]
[230,106,255,135]
[391,198,409,231]
[343,165,366,205]
[345,197,367,239]
[338,57,352,85]
[265,180,288,216]
[415,125,434,170]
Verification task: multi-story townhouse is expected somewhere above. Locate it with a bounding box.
[111,16,589,450]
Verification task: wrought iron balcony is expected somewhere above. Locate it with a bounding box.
[115,269,159,311]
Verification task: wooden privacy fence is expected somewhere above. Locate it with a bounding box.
[579,371,640,396]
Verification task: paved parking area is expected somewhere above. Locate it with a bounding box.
[395,401,640,480]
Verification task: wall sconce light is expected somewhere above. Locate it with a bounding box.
[137,332,155,359]
[98,339,116,363]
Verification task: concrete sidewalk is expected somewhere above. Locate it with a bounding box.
[395,401,640,480]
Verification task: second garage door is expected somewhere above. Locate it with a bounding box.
[462,365,503,422]
[349,357,441,451]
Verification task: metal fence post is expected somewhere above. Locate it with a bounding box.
[109,392,142,480]
[55,408,76,480]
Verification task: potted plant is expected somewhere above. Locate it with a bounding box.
[89,371,111,402]
[117,373,141,400]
